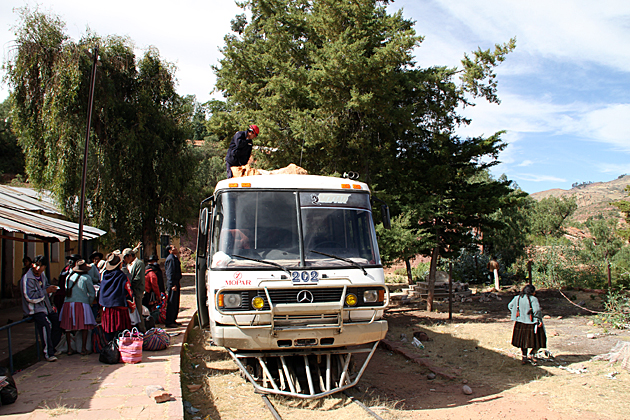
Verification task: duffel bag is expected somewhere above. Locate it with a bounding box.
[142,327,170,351]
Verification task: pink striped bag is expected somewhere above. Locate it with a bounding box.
[117,328,143,364]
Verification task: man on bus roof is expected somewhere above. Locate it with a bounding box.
[225,124,259,179]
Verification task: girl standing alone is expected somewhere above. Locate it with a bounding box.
[508,284,547,365]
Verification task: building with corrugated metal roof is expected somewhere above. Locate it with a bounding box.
[0,185,107,303]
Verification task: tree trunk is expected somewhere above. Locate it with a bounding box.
[427,246,439,312]
[142,223,157,262]
[405,258,413,284]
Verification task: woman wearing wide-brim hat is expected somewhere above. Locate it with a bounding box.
[59,260,97,355]
[98,253,136,342]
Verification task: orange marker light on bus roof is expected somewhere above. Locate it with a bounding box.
[352,184,362,189]
[241,183,251,187]
[341,184,351,189]
[228,183,239,188]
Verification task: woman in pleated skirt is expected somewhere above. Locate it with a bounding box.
[99,253,135,342]
[60,260,97,355]
[508,284,547,365]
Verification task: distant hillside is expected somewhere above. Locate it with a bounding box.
[531,175,630,222]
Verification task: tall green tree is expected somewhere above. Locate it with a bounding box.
[211,0,516,310]
[3,8,196,254]
[396,133,514,309]
[480,176,533,267]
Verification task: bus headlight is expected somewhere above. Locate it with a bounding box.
[219,293,242,308]
[363,290,379,303]
[252,296,265,310]
[345,293,358,306]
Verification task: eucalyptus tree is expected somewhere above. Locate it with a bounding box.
[0,98,24,176]
[3,8,196,254]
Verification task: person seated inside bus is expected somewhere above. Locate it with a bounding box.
[220,228,251,254]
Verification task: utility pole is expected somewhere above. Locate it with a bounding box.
[78,46,99,255]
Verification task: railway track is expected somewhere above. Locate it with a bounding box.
[260,392,385,420]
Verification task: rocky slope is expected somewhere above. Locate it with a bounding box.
[531,175,630,222]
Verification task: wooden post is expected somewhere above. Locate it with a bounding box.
[527,260,533,285]
[608,261,612,289]
[448,262,453,321]
[405,258,413,284]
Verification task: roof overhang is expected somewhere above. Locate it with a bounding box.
[0,186,106,242]
[0,206,106,242]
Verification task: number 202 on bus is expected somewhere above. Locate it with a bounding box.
[292,271,319,284]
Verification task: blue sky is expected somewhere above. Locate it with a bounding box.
[1,0,629,194]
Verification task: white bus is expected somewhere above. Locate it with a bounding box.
[195,174,390,398]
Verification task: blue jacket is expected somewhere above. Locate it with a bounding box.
[165,253,182,290]
[225,130,253,167]
[20,269,53,316]
[99,269,130,308]
[508,294,542,324]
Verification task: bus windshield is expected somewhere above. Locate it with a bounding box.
[210,189,381,269]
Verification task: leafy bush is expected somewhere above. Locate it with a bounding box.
[393,261,430,283]
[513,240,609,289]
[594,289,630,329]
[452,250,494,284]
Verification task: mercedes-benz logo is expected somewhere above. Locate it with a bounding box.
[297,290,314,303]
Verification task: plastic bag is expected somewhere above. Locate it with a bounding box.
[129,308,142,325]
[99,339,120,364]
[0,367,18,406]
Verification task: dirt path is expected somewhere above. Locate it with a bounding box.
[180,278,630,419]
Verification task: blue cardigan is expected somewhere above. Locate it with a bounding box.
[99,269,130,308]
[508,294,542,324]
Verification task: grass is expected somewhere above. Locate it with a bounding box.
[39,398,77,417]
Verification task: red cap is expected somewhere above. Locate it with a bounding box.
[248,124,259,136]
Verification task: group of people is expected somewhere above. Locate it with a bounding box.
[19,245,183,362]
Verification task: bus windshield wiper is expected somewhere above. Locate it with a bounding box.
[232,254,292,276]
[308,250,368,276]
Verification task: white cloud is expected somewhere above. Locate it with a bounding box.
[579,104,630,150]
[515,173,566,183]
[597,162,630,175]
[453,93,630,152]
[518,160,534,167]
[455,93,585,138]
[433,0,630,72]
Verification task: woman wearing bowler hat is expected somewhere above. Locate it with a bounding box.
[59,260,97,355]
[99,253,136,342]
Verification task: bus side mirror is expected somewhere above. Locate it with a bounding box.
[200,207,209,235]
[381,205,391,230]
